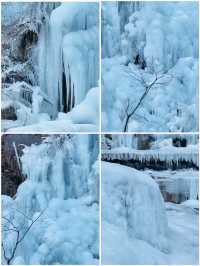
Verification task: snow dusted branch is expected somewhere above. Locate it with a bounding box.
[1,209,46,265]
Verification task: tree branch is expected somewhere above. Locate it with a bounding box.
[123,63,173,131]
[2,208,46,264]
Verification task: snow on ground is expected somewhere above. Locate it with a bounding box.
[166,202,199,264]
[101,161,199,264]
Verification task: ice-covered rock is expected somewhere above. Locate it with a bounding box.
[102,161,169,254]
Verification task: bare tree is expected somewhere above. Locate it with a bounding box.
[1,208,45,265]
[122,61,173,132]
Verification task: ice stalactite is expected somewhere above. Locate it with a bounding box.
[102,148,199,168]
[38,3,99,118]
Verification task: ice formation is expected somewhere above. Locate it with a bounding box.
[102,134,199,167]
[101,161,199,264]
[102,147,199,167]
[102,134,199,204]
[2,135,99,265]
[101,1,198,131]
[101,161,169,264]
[38,3,99,117]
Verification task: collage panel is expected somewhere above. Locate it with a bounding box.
[1,134,99,264]
[1,2,99,133]
[101,1,199,132]
[101,134,199,264]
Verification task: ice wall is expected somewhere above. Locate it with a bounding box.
[38,3,99,117]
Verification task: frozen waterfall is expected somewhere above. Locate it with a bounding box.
[2,135,99,265]
[38,3,99,118]
[15,135,98,213]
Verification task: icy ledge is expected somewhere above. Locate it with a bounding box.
[102,146,199,167]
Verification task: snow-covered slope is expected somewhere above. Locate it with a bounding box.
[2,135,99,264]
[102,2,198,132]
